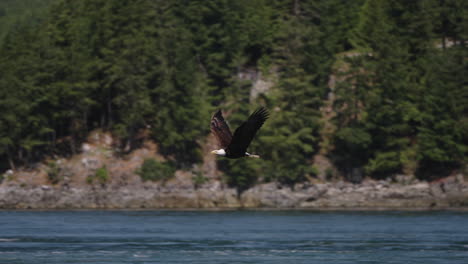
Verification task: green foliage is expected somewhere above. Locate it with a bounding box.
[0,0,465,184]
[86,166,109,185]
[0,0,54,43]
[332,0,468,179]
[136,158,175,182]
[325,168,335,180]
[47,161,61,184]
[219,158,262,192]
[95,166,109,184]
[192,171,208,188]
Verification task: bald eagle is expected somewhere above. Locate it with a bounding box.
[210,107,269,159]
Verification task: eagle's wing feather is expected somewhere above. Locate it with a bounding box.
[210,110,232,149]
[227,107,269,156]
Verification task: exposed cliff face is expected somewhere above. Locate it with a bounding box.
[1,131,467,210]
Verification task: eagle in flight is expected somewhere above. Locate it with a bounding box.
[210,107,269,159]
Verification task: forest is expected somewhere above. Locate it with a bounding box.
[0,0,466,188]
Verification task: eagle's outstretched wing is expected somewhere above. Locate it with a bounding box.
[227,107,269,156]
[210,110,233,149]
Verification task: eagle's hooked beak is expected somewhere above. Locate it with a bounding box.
[210,150,217,154]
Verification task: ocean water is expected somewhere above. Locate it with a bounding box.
[0,210,467,264]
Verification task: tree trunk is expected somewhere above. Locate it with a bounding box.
[83,111,88,132]
[70,135,76,155]
[18,148,24,164]
[7,148,15,170]
[107,98,113,128]
[293,0,300,16]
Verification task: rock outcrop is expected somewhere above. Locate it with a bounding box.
[1,176,467,210]
[1,131,467,210]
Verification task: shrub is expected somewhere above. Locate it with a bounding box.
[219,158,261,192]
[87,166,109,184]
[325,167,335,180]
[136,158,175,182]
[47,161,61,184]
[192,171,208,188]
[95,166,109,184]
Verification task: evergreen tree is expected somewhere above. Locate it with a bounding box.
[0,0,465,184]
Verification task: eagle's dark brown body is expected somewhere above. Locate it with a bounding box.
[210,107,269,159]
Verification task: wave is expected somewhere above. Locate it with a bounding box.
[0,238,18,242]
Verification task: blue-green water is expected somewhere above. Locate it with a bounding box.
[0,211,467,263]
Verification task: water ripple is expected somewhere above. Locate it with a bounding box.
[0,211,467,264]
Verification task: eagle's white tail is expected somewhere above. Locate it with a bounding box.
[247,154,260,158]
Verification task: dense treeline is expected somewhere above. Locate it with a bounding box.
[332,0,468,181]
[0,0,466,186]
[0,0,55,42]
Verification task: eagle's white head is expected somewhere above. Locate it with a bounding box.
[210,149,226,156]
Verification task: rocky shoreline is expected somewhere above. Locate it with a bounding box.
[1,132,467,210]
[1,174,467,210]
